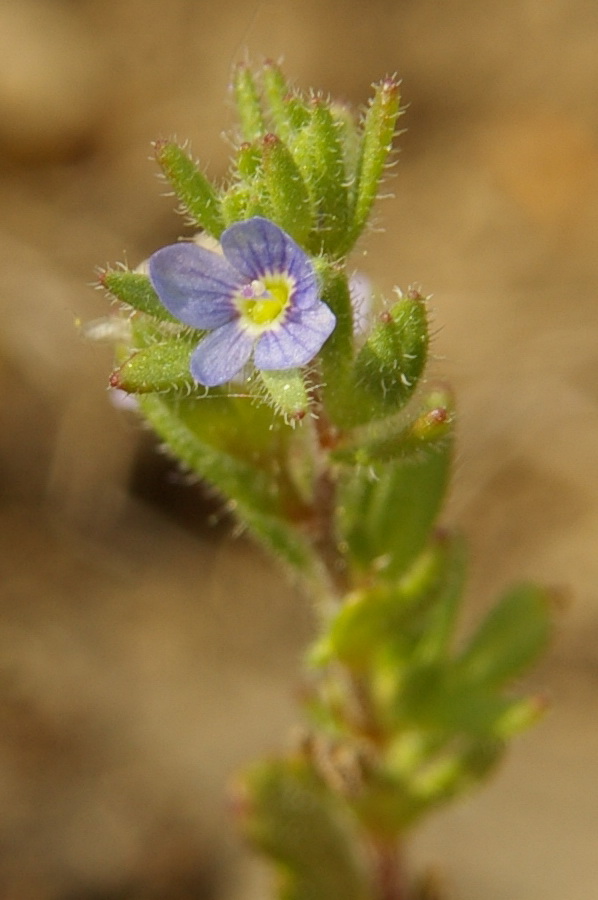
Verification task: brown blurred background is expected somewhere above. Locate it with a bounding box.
[1,0,597,897]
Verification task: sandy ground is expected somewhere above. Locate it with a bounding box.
[1,0,597,897]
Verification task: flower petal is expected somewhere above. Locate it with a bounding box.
[149,243,240,329]
[221,217,319,309]
[190,321,254,386]
[254,302,336,370]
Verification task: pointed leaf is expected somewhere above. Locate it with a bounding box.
[351,293,429,424]
[338,434,453,581]
[457,583,554,689]
[331,389,454,466]
[239,758,370,900]
[311,533,463,672]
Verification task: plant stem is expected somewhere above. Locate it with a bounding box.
[310,466,349,598]
[371,838,408,900]
[307,391,349,599]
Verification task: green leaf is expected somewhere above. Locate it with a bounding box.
[337,434,453,581]
[351,293,429,424]
[413,534,467,663]
[393,665,513,735]
[330,389,454,467]
[407,737,504,806]
[457,583,554,689]
[321,291,429,429]
[239,758,370,900]
[101,270,176,322]
[310,533,462,672]
[154,141,224,237]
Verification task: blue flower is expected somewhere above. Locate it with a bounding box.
[148,217,336,387]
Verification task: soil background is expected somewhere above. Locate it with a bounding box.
[1,1,597,897]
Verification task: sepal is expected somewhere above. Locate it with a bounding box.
[154,141,224,237]
[261,61,310,140]
[232,63,266,141]
[293,99,350,255]
[260,61,292,137]
[320,289,429,430]
[220,181,267,226]
[261,133,313,243]
[345,77,402,251]
[101,270,176,322]
[236,141,262,179]
[110,339,197,394]
[259,368,309,421]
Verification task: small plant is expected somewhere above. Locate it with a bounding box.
[97,62,553,899]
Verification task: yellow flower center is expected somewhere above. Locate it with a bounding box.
[237,275,292,329]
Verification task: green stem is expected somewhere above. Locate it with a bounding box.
[310,467,349,599]
[308,391,350,601]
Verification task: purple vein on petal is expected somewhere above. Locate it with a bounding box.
[190,322,254,386]
[254,303,336,369]
[222,217,296,282]
[149,243,239,329]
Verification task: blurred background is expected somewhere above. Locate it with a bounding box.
[1,0,597,897]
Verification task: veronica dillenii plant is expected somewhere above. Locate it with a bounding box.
[98,62,554,900]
